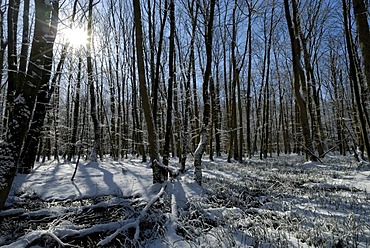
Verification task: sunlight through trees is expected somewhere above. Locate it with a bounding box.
[0,0,369,209]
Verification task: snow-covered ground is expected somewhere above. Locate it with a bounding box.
[1,154,370,247]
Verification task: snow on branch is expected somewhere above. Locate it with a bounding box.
[164,181,185,246]
[97,185,166,246]
[2,230,72,248]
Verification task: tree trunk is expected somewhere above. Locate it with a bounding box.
[4,0,20,133]
[87,0,102,161]
[352,0,370,92]
[245,3,253,159]
[194,0,216,186]
[163,0,175,167]
[265,4,275,158]
[228,2,239,163]
[191,35,200,150]
[0,3,7,137]
[284,0,317,161]
[18,0,29,81]
[295,5,327,157]
[64,68,72,158]
[0,0,55,210]
[222,25,230,155]
[53,82,60,161]
[181,0,198,171]
[253,80,263,155]
[330,51,346,155]
[237,73,243,162]
[152,0,169,127]
[214,63,222,157]
[342,0,370,159]
[19,4,60,172]
[68,56,82,161]
[133,0,167,183]
[106,47,117,159]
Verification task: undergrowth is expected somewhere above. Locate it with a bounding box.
[1,155,370,247]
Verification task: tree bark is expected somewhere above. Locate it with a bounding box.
[4,0,20,132]
[133,0,167,183]
[19,3,60,172]
[68,56,82,161]
[245,4,253,159]
[87,0,102,161]
[352,0,370,92]
[0,3,7,137]
[194,0,216,186]
[0,0,55,210]
[228,2,239,163]
[181,0,198,171]
[214,63,222,157]
[163,0,175,167]
[18,0,29,81]
[342,0,370,159]
[284,0,317,161]
[152,0,169,127]
[295,2,326,157]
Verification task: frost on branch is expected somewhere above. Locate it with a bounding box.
[98,185,166,246]
[194,126,207,185]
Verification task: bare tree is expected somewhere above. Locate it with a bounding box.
[0,0,6,137]
[0,0,58,210]
[284,0,317,161]
[4,0,20,132]
[228,0,239,162]
[342,0,370,159]
[133,0,168,183]
[163,0,175,167]
[20,1,70,171]
[260,5,275,159]
[245,0,254,158]
[194,0,216,186]
[181,0,199,171]
[352,0,370,92]
[67,56,82,161]
[87,0,102,161]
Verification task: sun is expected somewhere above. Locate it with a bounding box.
[61,27,88,48]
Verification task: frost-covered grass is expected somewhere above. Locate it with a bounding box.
[1,154,370,247]
[195,155,370,247]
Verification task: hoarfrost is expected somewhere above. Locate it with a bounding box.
[13,94,25,105]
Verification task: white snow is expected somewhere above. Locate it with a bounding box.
[1,154,370,247]
[9,160,161,202]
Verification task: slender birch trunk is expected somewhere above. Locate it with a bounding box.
[194,0,216,186]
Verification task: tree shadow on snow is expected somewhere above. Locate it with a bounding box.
[75,161,121,198]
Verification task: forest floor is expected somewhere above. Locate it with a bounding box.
[1,154,370,247]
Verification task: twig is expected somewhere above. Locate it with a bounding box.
[291,134,323,164]
[97,185,167,246]
[41,232,74,247]
[3,230,77,248]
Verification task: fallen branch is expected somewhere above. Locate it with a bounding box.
[97,184,167,246]
[2,229,75,248]
[164,180,187,246]
[291,134,324,164]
